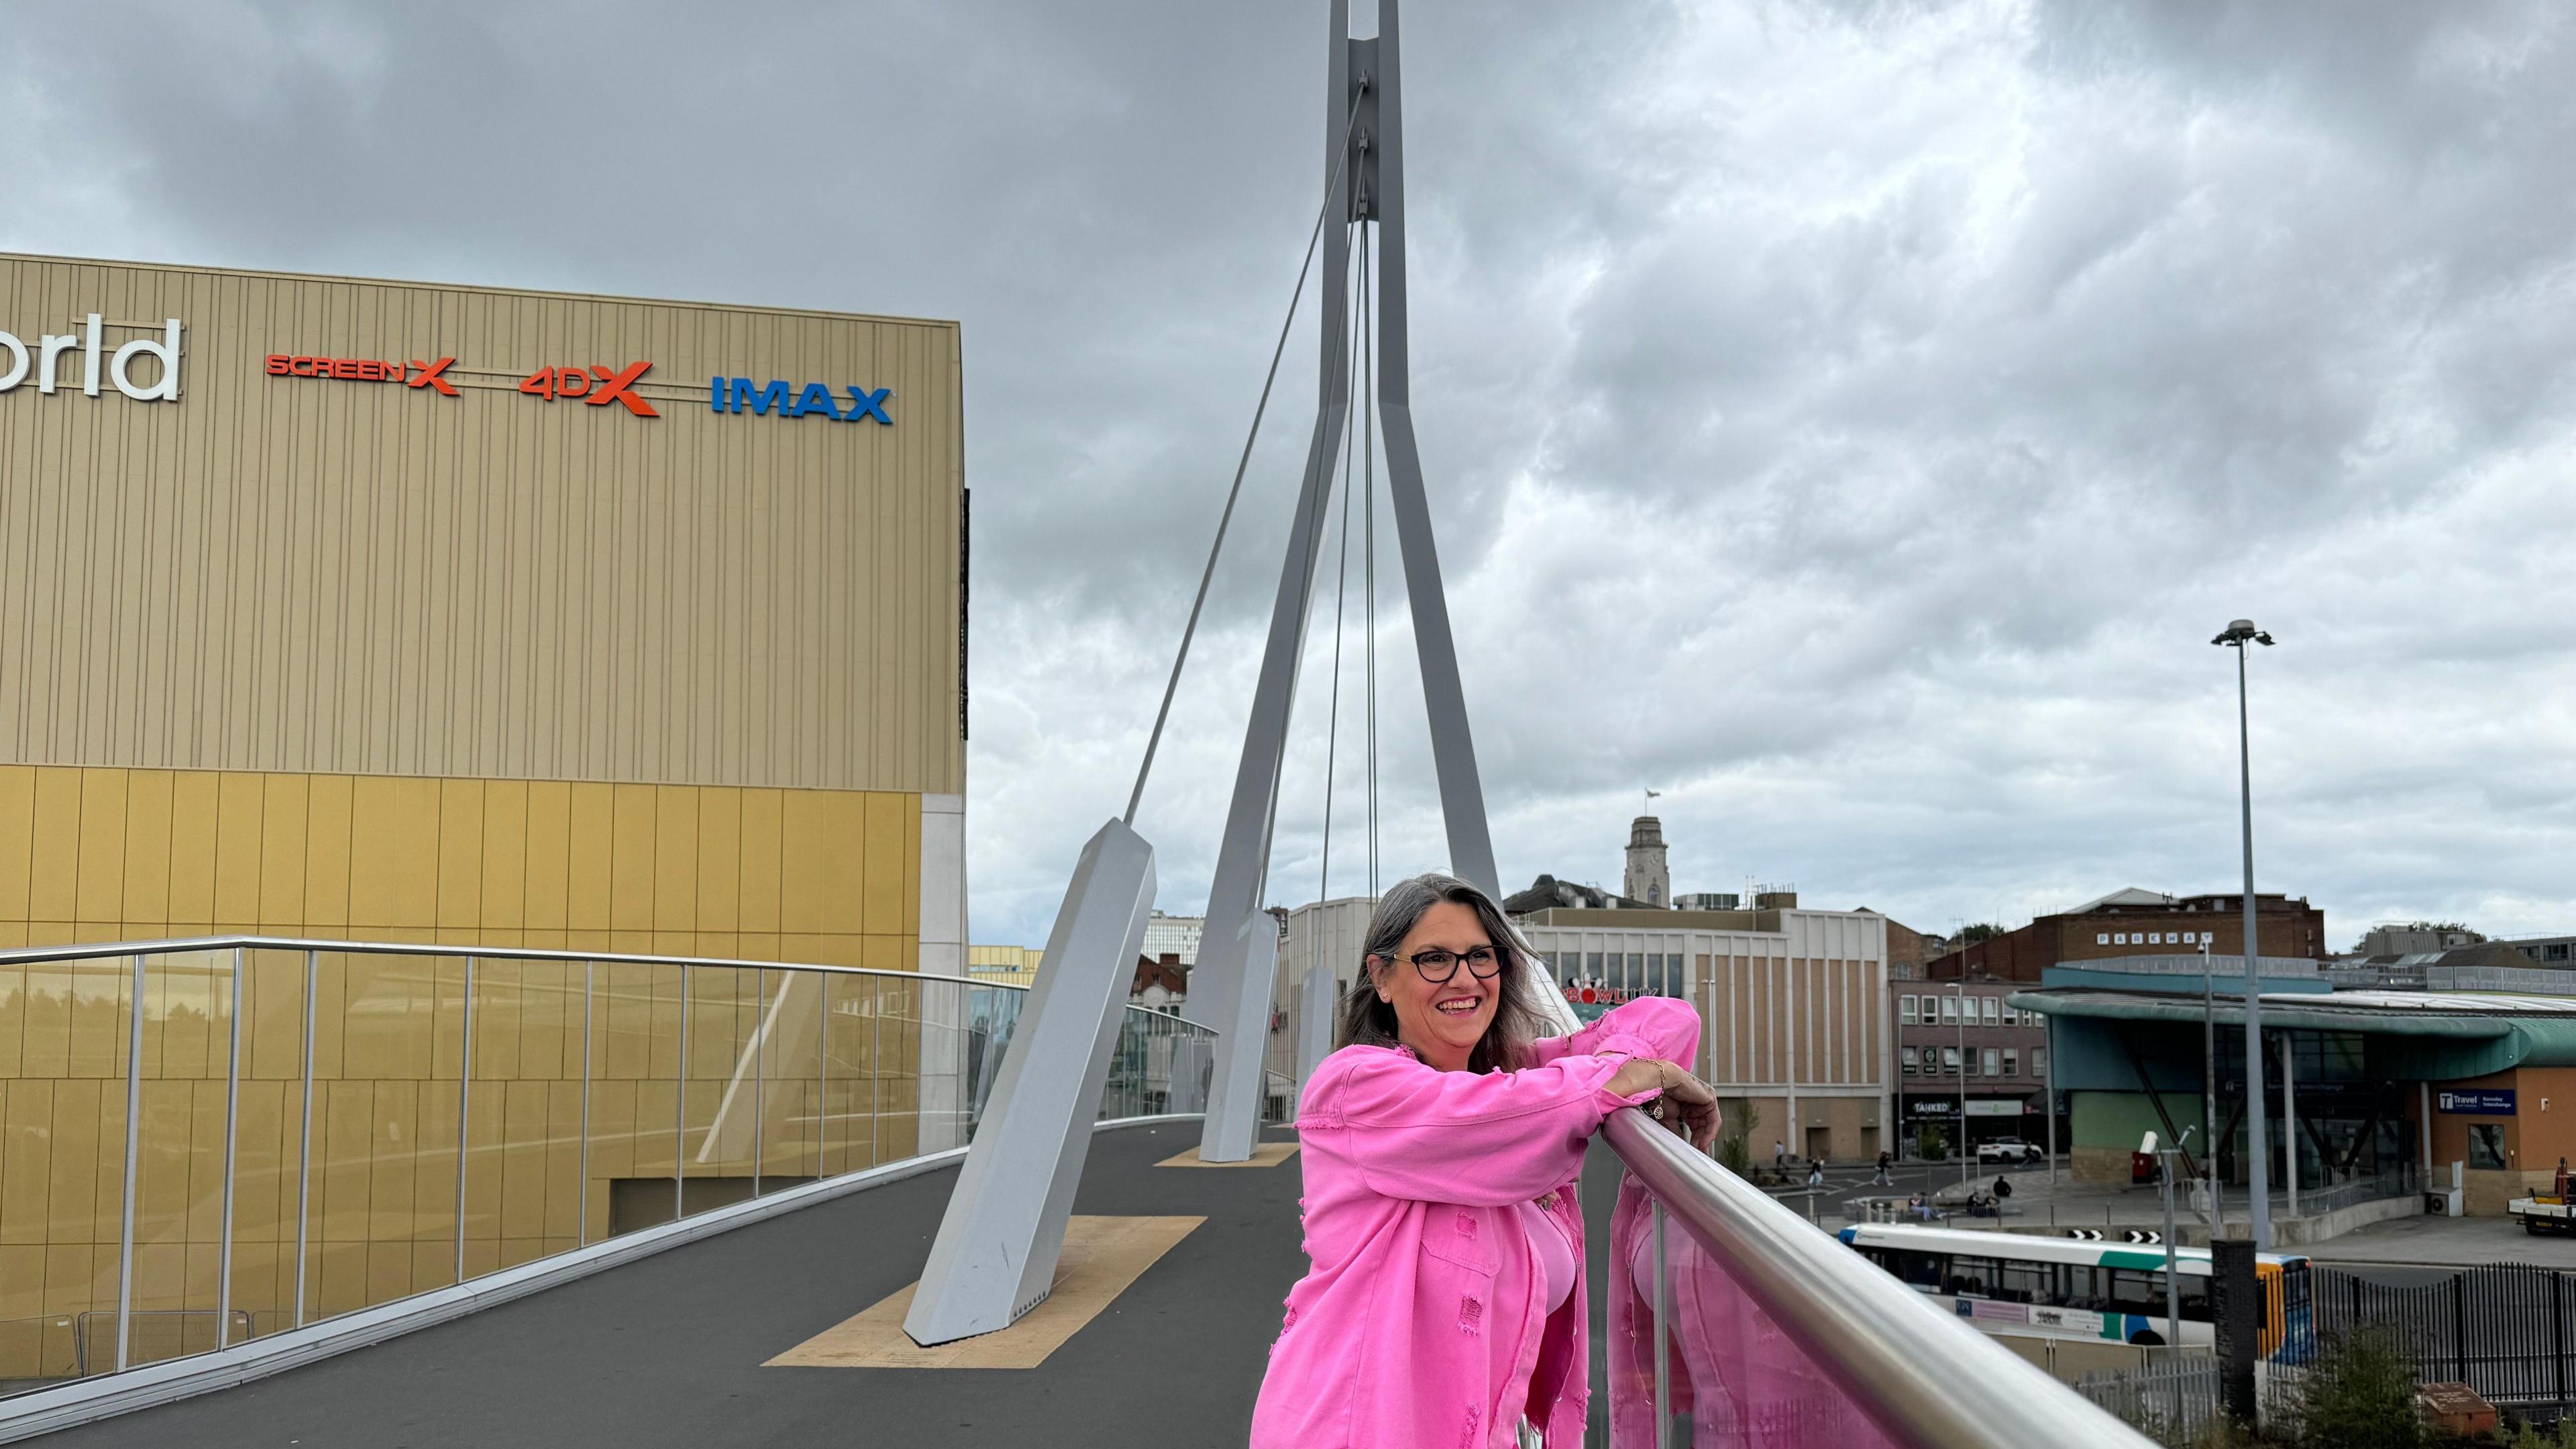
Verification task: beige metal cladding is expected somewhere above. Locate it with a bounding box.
[0,253,963,795]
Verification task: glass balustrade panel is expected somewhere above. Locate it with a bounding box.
[587,961,686,1240]
[1611,1184,1905,1449]
[294,951,464,1323]
[0,951,139,1391]
[871,975,923,1163]
[115,950,238,1370]
[458,957,584,1281]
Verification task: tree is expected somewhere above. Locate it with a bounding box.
[1715,1099,1760,1177]
[1960,923,2006,943]
[2296,1328,2424,1449]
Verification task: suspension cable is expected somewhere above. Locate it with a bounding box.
[1318,286,1362,902]
[1124,85,1369,826]
[1254,247,1358,910]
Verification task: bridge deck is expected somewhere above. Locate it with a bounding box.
[39,1123,1639,1447]
[40,1124,1313,1448]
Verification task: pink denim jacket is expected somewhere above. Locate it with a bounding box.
[1249,997,1703,1449]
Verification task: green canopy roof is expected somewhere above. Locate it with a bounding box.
[2007,987,2576,1077]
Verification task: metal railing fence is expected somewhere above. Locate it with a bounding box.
[2312,1261,2576,1410]
[0,934,1212,1399]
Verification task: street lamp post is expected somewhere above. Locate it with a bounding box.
[2201,934,2222,1233]
[2213,619,2275,1249]
[1951,983,1970,1192]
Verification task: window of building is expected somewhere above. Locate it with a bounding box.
[1902,1046,1919,1075]
[1942,1046,1961,1074]
[2470,1123,2508,1171]
[1627,953,1644,993]
[2002,1049,2019,1077]
[1900,996,1918,1025]
[1941,996,1960,1025]
[1586,952,1604,982]
[1982,998,2000,1026]
[2032,1047,2047,1078]
[1982,1047,2000,1076]
[2551,944,2571,964]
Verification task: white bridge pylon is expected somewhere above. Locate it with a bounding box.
[1191,0,1499,1162]
[903,0,1499,1344]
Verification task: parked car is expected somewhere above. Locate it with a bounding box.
[1976,1136,2044,1166]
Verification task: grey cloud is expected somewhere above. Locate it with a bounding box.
[8,0,2575,949]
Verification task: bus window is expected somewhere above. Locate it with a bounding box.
[2062,1264,2106,1308]
[1998,1260,2051,1304]
[2106,1269,2163,1316]
[1890,1250,1945,1291]
[1947,1256,2000,1298]
[2178,1273,2212,1323]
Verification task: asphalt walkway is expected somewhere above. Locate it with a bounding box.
[38,1123,1308,1449]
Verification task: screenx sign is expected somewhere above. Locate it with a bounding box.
[0,313,184,402]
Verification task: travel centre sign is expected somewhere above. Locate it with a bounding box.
[0,314,184,400]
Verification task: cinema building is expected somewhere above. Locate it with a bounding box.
[0,253,965,1371]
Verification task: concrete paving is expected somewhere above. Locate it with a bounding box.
[2310,1209,2576,1271]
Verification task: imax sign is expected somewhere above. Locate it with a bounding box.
[708,377,892,424]
[0,314,184,401]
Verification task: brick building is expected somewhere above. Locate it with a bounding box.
[1894,979,2053,1157]
[1927,888,2328,982]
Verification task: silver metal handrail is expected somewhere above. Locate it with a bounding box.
[0,932,1019,975]
[1602,1109,2160,1448]
[0,933,1213,1403]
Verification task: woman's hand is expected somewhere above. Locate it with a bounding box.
[1605,1058,1721,1153]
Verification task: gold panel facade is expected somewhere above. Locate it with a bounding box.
[0,765,921,961]
[0,253,963,794]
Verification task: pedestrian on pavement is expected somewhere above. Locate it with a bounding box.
[1874,1150,1893,1187]
[1774,1140,1786,1175]
[1993,1176,2012,1201]
[2557,1157,2570,1199]
[1807,1160,1825,1189]
[1251,873,1719,1449]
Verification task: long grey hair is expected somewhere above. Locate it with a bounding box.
[1336,873,1550,1073]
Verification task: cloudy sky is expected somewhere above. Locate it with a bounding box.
[8,1,2574,951]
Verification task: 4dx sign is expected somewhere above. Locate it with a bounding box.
[519,361,659,417]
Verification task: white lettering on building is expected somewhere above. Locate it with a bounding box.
[0,315,184,401]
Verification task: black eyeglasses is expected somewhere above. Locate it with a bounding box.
[1377,945,1505,984]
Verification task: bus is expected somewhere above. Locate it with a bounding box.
[1836,1224,2314,1362]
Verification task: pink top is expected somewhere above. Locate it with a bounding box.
[1518,1199,1575,1314]
[1249,996,1703,1449]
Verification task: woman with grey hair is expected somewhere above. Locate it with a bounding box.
[1250,873,1714,1448]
